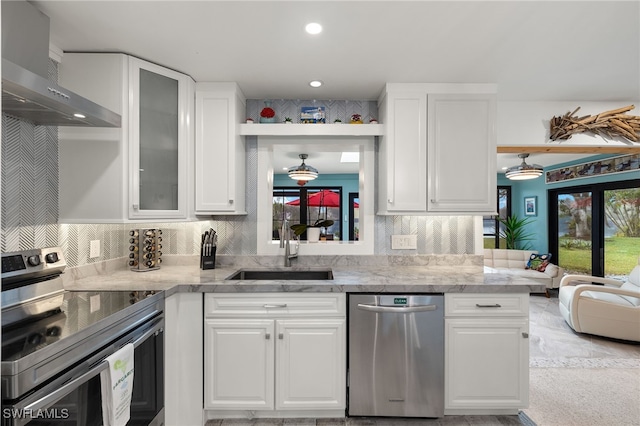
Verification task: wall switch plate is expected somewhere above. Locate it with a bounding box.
[391,234,417,250]
[89,240,101,258]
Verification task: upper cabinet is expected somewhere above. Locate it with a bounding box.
[58,53,194,222]
[377,84,497,215]
[195,83,246,215]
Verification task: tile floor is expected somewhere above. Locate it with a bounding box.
[205,293,640,426]
[528,292,639,367]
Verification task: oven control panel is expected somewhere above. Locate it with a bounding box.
[1,247,67,286]
[2,254,27,274]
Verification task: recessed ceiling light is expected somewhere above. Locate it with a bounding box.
[305,23,322,35]
[309,80,323,88]
[73,113,86,119]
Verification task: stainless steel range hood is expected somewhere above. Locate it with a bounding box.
[1,1,121,127]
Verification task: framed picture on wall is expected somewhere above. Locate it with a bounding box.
[524,196,537,216]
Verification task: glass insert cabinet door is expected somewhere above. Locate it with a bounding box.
[129,57,191,219]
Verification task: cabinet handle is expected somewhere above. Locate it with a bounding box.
[475,303,502,308]
[278,333,284,340]
[522,332,529,339]
[388,199,393,204]
[265,333,271,340]
[263,304,288,308]
[133,204,139,210]
[229,199,234,204]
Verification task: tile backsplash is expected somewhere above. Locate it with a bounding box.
[1,79,476,268]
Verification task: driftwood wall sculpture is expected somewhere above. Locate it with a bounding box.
[549,105,640,143]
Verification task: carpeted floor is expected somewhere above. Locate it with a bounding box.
[526,367,639,426]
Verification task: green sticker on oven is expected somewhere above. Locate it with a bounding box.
[394,297,407,305]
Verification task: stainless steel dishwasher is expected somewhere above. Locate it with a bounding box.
[348,294,444,418]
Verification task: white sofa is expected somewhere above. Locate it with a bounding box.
[558,264,640,342]
[484,249,565,292]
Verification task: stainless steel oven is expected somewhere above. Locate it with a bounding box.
[1,248,165,426]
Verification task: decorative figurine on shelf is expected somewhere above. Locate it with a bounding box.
[246,118,254,124]
[334,119,342,124]
[350,114,363,124]
[369,118,378,124]
[260,101,276,123]
[284,117,293,124]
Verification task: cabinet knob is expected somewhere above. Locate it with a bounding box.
[522,332,529,339]
[278,333,284,340]
[133,204,139,210]
[228,199,234,204]
[265,333,271,340]
[388,199,393,204]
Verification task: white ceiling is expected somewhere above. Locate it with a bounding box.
[30,0,640,173]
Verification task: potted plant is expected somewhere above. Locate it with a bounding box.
[333,118,342,124]
[290,219,334,242]
[284,117,293,124]
[259,100,276,123]
[498,214,536,250]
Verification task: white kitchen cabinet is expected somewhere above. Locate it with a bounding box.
[58,53,194,222]
[195,83,246,215]
[444,293,529,414]
[204,319,275,410]
[377,91,428,212]
[275,320,345,410]
[377,84,496,215]
[427,94,496,213]
[203,294,346,417]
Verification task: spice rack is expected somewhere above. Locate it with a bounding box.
[128,228,162,272]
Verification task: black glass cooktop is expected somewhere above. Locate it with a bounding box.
[1,290,157,362]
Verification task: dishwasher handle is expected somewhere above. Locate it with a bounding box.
[356,303,437,313]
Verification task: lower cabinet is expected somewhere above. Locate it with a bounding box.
[204,294,346,415]
[444,293,529,414]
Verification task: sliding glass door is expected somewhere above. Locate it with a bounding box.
[556,191,593,275]
[550,180,640,277]
[604,187,640,276]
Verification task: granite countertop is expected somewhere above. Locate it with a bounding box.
[62,255,547,296]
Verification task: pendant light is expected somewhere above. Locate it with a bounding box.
[505,153,543,180]
[288,154,318,181]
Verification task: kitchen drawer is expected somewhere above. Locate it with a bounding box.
[445,293,528,317]
[205,293,346,318]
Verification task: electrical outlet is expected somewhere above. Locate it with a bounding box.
[89,240,101,258]
[391,235,417,250]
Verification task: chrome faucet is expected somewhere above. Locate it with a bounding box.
[280,219,299,267]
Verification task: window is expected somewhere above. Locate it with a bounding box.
[484,186,511,249]
[273,187,343,241]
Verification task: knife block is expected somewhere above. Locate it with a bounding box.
[129,228,162,272]
[200,246,216,270]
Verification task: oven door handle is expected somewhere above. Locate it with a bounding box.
[23,317,163,414]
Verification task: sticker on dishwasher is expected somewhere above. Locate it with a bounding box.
[90,294,101,313]
[393,297,407,305]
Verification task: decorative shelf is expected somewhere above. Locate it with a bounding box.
[239,123,384,136]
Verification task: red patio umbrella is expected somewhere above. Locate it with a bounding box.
[286,189,343,207]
